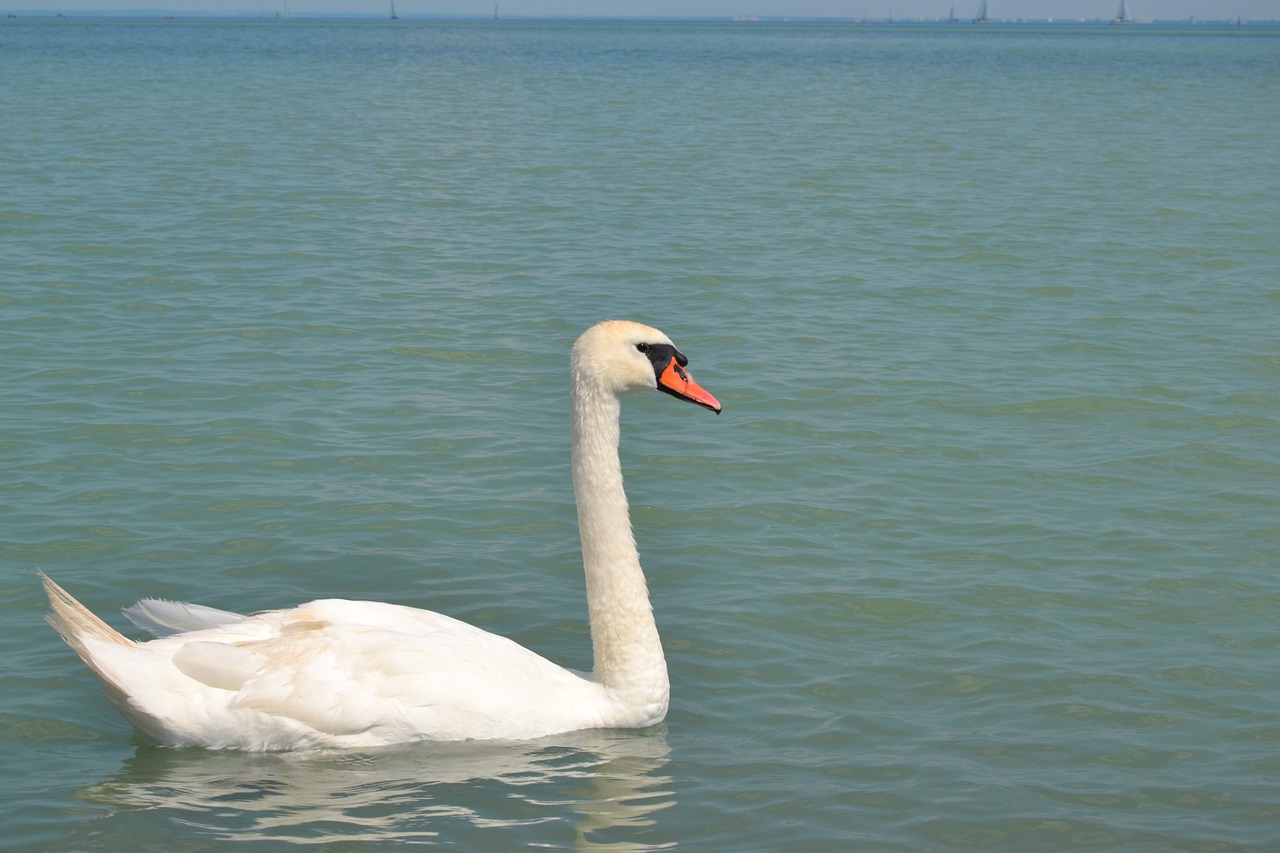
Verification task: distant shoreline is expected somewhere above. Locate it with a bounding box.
[4,12,1276,25]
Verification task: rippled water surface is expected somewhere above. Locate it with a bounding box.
[3,17,1279,851]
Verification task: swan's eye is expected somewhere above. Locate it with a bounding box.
[635,343,650,353]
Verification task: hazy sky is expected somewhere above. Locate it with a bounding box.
[7,0,1274,20]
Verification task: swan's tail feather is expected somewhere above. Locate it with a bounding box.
[40,571,132,653]
[39,572,175,742]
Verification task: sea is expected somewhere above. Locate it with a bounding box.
[2,15,1278,852]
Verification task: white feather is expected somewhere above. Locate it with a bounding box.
[172,641,264,691]
[124,598,244,637]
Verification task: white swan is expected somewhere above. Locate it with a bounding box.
[41,320,720,750]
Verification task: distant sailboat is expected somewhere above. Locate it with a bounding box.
[949,5,957,22]
[390,0,398,20]
[494,3,500,20]
[1111,0,1132,24]
[973,0,989,23]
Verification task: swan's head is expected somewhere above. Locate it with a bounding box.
[572,320,721,414]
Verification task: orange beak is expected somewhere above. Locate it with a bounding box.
[658,357,721,414]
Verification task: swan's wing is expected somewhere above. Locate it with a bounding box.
[123,598,245,637]
[121,599,597,747]
[222,601,593,743]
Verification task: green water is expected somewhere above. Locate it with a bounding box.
[3,18,1279,851]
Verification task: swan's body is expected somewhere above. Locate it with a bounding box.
[41,320,720,751]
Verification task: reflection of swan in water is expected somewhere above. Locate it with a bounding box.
[67,730,673,848]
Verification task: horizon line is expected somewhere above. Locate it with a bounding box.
[4,11,1273,24]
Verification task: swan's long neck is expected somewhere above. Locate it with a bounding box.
[570,379,669,713]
